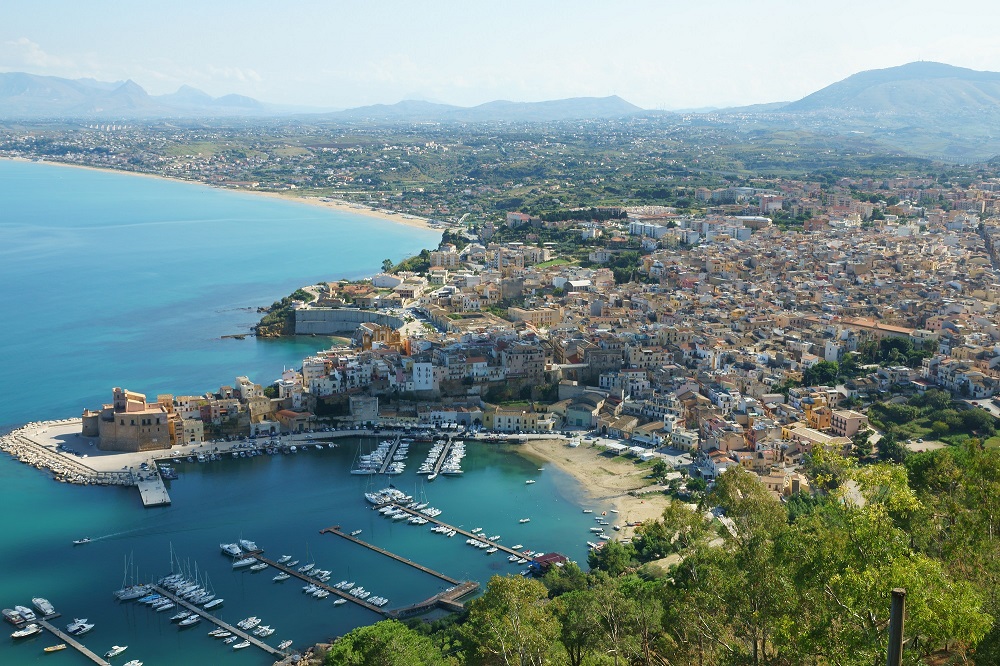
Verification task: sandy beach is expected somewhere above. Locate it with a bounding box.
[261,191,440,231]
[518,438,670,538]
[3,157,442,232]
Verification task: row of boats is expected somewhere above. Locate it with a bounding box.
[352,438,411,475]
[416,439,466,479]
[331,581,390,607]
[3,597,54,628]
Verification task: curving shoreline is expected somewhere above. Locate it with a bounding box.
[516,438,670,539]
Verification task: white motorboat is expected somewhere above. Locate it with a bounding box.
[32,598,55,616]
[238,539,258,552]
[273,573,290,582]
[72,537,92,545]
[232,557,256,569]
[220,543,242,557]
[277,555,292,563]
[525,479,536,484]
[178,615,200,626]
[233,640,251,649]
[333,598,347,606]
[13,605,36,622]
[249,562,268,572]
[169,612,190,622]
[104,645,128,658]
[12,623,41,638]
[203,599,224,609]
[67,619,95,635]
[123,660,143,666]
[519,518,531,523]
[278,639,293,649]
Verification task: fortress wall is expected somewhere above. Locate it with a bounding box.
[294,308,405,334]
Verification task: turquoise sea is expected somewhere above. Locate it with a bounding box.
[0,161,603,665]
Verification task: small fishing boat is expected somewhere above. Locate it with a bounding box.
[44,644,67,652]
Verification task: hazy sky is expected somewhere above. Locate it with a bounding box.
[3,0,999,110]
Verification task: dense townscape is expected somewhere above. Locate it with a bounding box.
[7,107,1000,664]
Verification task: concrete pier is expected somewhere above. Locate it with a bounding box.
[135,474,171,507]
[150,585,282,657]
[376,435,402,475]
[319,527,480,616]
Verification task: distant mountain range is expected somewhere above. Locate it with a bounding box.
[3,62,1000,160]
[0,72,277,118]
[324,95,643,122]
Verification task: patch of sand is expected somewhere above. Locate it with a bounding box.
[518,438,669,538]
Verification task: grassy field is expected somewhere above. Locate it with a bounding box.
[536,257,575,268]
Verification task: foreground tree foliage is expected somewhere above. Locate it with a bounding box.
[324,619,451,665]
[324,449,1000,665]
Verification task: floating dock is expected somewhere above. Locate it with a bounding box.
[37,617,111,666]
[319,527,480,615]
[248,554,386,615]
[321,527,459,584]
[376,435,403,475]
[373,504,533,559]
[150,585,282,657]
[429,438,454,477]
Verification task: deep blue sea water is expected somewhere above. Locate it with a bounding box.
[0,161,605,665]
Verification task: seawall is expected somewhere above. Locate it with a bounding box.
[294,308,405,335]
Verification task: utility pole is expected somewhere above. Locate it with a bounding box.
[887,588,905,666]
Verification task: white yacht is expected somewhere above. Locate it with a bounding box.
[220,543,242,557]
[273,573,290,582]
[12,623,41,638]
[104,645,128,658]
[238,539,258,552]
[233,640,251,649]
[277,555,292,563]
[232,557,256,569]
[67,618,94,635]
[31,598,55,616]
[203,599,224,610]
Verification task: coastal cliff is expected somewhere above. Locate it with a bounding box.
[254,289,316,338]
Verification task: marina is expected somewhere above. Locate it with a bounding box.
[377,436,403,475]
[148,585,283,658]
[247,553,386,614]
[315,529,480,616]
[428,439,454,478]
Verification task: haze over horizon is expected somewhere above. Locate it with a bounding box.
[4,0,1000,111]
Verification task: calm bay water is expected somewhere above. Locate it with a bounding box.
[0,159,437,429]
[0,161,601,665]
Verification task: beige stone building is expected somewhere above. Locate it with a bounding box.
[82,387,173,452]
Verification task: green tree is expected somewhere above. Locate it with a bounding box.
[552,589,601,666]
[461,575,560,666]
[650,458,669,479]
[803,360,839,386]
[325,620,449,666]
[588,539,636,576]
[381,258,394,273]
